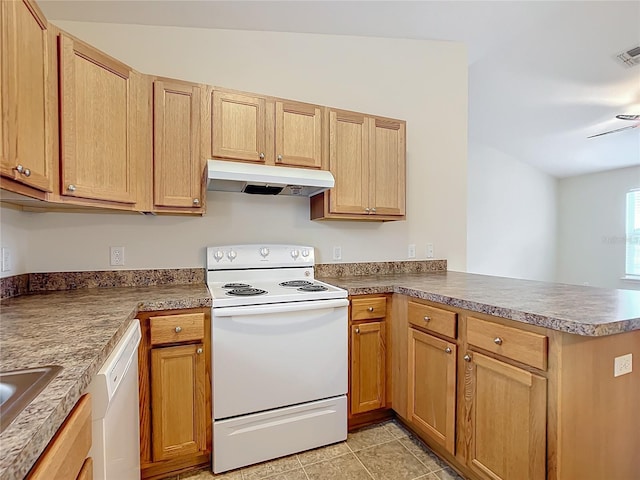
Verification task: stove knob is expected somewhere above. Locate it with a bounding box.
[301,249,310,258]
[259,247,270,258]
[213,250,224,262]
[291,249,300,259]
[227,249,237,261]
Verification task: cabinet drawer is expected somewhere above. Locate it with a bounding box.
[467,316,547,370]
[408,301,457,339]
[351,297,387,320]
[150,313,205,345]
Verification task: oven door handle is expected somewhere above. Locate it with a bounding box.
[213,298,349,317]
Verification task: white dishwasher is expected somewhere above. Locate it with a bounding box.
[86,319,141,480]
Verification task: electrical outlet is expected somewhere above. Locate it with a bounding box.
[426,243,434,258]
[110,246,125,266]
[614,353,632,377]
[408,244,416,259]
[1,248,10,272]
[333,246,342,261]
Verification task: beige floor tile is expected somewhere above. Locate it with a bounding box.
[399,436,448,472]
[414,474,439,480]
[297,442,351,466]
[433,467,465,480]
[303,453,372,480]
[355,440,429,480]
[266,468,309,480]
[242,455,302,480]
[347,423,395,452]
[383,420,411,439]
[180,467,241,479]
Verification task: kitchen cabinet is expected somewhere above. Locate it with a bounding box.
[138,308,211,479]
[153,78,205,213]
[311,109,405,221]
[210,89,323,168]
[349,296,391,426]
[59,33,137,205]
[0,0,54,194]
[27,394,92,480]
[463,351,546,480]
[407,328,457,455]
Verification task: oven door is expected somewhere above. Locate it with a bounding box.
[212,298,348,420]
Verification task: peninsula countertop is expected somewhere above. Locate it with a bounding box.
[318,271,640,336]
[0,284,212,480]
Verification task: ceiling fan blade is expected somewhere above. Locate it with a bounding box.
[587,124,638,139]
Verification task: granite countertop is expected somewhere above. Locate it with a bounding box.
[318,271,640,336]
[0,284,211,480]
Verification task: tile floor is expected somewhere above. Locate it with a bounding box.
[180,420,466,480]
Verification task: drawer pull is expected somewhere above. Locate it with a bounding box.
[494,337,503,345]
[445,347,452,354]
[175,326,182,333]
[368,307,374,312]
[423,316,431,322]
[464,353,472,362]
[355,327,360,334]
[196,348,203,354]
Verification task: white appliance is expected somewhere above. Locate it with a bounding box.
[86,319,141,480]
[207,245,348,473]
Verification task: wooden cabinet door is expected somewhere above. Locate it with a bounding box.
[351,321,386,414]
[211,90,267,163]
[151,343,206,461]
[466,352,546,480]
[153,80,203,209]
[328,109,369,215]
[408,328,456,455]
[369,117,405,216]
[275,100,322,168]
[0,0,53,192]
[59,34,136,204]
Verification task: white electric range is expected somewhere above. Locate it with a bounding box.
[206,245,348,473]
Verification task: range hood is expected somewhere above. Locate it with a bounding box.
[207,160,334,196]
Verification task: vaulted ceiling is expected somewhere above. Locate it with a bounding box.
[39,0,640,178]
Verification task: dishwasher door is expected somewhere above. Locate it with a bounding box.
[86,319,141,480]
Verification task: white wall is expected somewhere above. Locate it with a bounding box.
[467,141,557,281]
[20,21,468,272]
[0,207,30,277]
[557,165,640,290]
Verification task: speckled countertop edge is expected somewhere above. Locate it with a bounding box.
[0,284,211,480]
[318,272,640,336]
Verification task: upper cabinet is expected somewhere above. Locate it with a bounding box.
[59,33,137,204]
[210,89,323,169]
[311,109,406,221]
[153,79,205,212]
[0,0,54,193]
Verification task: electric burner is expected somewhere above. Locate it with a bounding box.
[279,280,314,287]
[226,288,268,296]
[298,284,328,292]
[222,283,252,289]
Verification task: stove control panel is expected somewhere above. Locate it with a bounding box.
[207,244,316,270]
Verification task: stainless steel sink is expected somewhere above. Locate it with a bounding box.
[0,366,62,433]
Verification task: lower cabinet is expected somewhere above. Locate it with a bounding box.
[27,394,93,480]
[407,328,456,455]
[138,308,211,479]
[464,351,546,480]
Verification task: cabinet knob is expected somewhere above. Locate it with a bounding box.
[175,326,182,333]
[277,154,283,162]
[355,327,360,334]
[193,198,200,205]
[445,347,452,354]
[196,348,203,354]
[494,337,503,345]
[367,307,374,312]
[464,354,472,362]
[23,168,31,177]
[14,164,24,174]
[365,207,370,213]
[371,207,377,213]
[67,184,76,192]
[423,316,430,322]
[259,152,265,160]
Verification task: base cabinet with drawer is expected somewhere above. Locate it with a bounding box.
[348,295,391,428]
[137,308,211,480]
